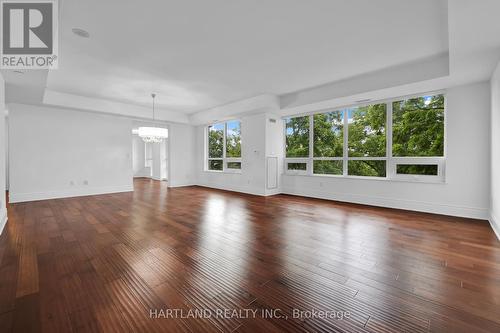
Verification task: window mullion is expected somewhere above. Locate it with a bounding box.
[387,101,393,178]
[343,110,348,176]
[206,126,208,170]
[223,122,227,171]
[308,115,314,175]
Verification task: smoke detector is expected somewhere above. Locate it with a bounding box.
[72,28,90,38]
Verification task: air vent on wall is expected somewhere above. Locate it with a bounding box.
[269,118,276,123]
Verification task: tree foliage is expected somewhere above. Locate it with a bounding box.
[347,103,387,176]
[392,95,444,175]
[393,95,444,157]
[275,95,445,177]
[208,159,223,171]
[348,104,386,157]
[313,160,342,175]
[208,122,241,171]
[226,122,241,158]
[285,116,309,157]
[313,111,343,157]
[348,160,386,177]
[208,125,224,158]
[397,164,437,176]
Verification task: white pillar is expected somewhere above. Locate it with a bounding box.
[151,142,161,180]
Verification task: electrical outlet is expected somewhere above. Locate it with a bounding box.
[83,180,89,185]
[70,181,74,186]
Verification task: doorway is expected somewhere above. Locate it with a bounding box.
[132,122,168,182]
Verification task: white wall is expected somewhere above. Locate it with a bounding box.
[151,143,162,180]
[194,82,490,220]
[8,103,134,203]
[0,74,6,233]
[195,113,271,195]
[195,112,285,196]
[491,63,500,238]
[281,82,491,219]
[160,139,168,180]
[2,80,494,232]
[168,123,196,187]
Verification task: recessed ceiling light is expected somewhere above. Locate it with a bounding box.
[72,28,90,38]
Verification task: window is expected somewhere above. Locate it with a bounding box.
[285,116,309,158]
[390,94,445,180]
[227,162,242,169]
[396,164,438,176]
[226,120,241,158]
[284,92,445,182]
[313,111,343,158]
[287,163,307,171]
[349,160,386,177]
[313,160,343,175]
[207,120,241,172]
[348,103,387,177]
[348,104,386,157]
[312,111,344,175]
[392,95,444,157]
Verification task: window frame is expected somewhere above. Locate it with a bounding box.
[206,120,242,173]
[283,91,446,183]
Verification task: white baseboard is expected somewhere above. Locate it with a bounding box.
[196,182,266,196]
[0,208,7,236]
[490,212,500,241]
[192,182,489,220]
[281,187,489,220]
[265,188,282,196]
[9,185,134,203]
[168,182,196,188]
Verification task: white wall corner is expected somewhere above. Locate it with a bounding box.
[490,211,500,241]
[264,188,282,196]
[0,208,7,236]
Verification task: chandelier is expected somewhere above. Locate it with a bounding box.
[138,93,168,143]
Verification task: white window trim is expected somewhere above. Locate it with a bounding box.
[206,120,242,173]
[283,91,446,183]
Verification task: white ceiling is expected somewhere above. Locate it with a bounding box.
[3,0,500,123]
[44,0,448,114]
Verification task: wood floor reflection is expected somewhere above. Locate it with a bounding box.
[1,178,499,332]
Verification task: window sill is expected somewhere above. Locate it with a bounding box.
[283,173,446,184]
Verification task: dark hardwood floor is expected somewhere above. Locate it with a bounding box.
[0,178,499,332]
